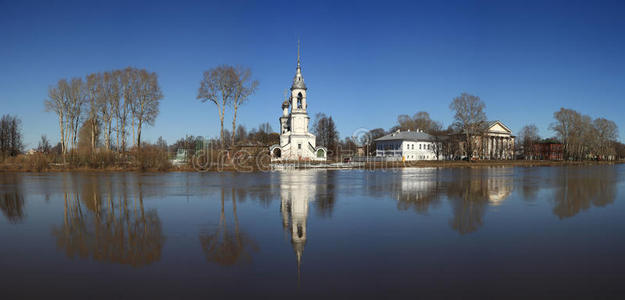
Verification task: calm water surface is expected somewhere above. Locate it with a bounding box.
[1,165,625,298]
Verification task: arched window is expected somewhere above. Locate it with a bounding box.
[297,92,303,108]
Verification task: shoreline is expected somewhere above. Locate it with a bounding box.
[1,160,623,173]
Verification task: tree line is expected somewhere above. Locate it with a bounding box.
[44,67,163,155]
[360,93,625,161]
[518,108,621,160]
[0,115,23,159]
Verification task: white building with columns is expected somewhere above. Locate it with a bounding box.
[454,120,515,160]
[270,45,327,161]
[483,120,515,159]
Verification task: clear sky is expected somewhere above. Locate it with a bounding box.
[2,0,625,148]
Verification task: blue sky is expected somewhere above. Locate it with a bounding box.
[2,0,625,148]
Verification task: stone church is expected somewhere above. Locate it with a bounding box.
[270,45,327,161]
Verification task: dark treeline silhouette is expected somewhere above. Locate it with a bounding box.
[0,114,23,159]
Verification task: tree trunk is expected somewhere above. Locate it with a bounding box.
[137,119,142,151]
[220,116,224,149]
[59,116,66,155]
[231,104,238,147]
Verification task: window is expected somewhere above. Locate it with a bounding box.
[298,143,302,149]
[419,144,422,150]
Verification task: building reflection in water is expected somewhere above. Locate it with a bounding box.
[51,174,165,267]
[393,168,441,214]
[445,168,514,234]
[276,169,332,282]
[372,168,515,234]
[0,173,24,223]
[199,187,259,265]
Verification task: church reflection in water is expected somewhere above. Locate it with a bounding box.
[51,174,165,267]
[275,169,334,280]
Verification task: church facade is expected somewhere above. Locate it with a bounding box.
[270,48,327,161]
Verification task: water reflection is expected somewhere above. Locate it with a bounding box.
[314,170,336,217]
[551,166,618,219]
[199,187,259,265]
[51,174,165,266]
[368,168,515,234]
[445,168,514,234]
[393,168,441,214]
[0,173,24,223]
[277,170,328,281]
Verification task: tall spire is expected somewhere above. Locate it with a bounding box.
[291,39,307,90]
[297,39,301,68]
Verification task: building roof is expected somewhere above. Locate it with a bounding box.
[487,120,512,133]
[375,130,435,142]
[291,65,307,90]
[291,42,307,90]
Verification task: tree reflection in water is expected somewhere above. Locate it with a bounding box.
[314,170,336,217]
[199,187,259,265]
[51,174,164,267]
[551,166,618,219]
[0,173,24,223]
[382,168,514,234]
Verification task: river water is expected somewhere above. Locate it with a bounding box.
[1,165,624,298]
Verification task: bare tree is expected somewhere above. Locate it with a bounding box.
[134,69,163,150]
[116,68,136,152]
[45,79,69,154]
[449,93,487,159]
[518,124,540,159]
[550,108,619,160]
[392,111,442,134]
[593,118,618,159]
[230,66,259,147]
[85,73,101,151]
[0,115,23,158]
[313,113,338,158]
[37,135,51,154]
[197,65,236,149]
[98,71,116,151]
[67,77,87,150]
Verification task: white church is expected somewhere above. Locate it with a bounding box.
[270,46,327,161]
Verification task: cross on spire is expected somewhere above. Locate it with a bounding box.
[297,39,300,68]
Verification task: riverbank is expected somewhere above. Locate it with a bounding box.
[1,155,623,172]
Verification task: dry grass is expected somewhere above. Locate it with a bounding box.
[2,150,622,173]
